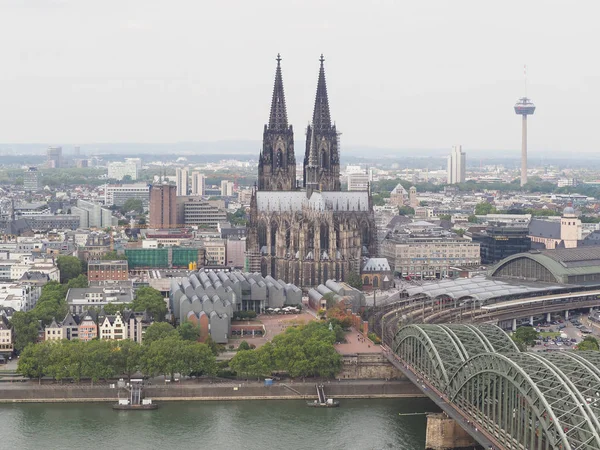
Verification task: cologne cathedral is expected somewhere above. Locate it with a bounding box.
[246,55,376,288]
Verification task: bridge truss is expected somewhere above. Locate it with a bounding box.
[393,324,600,450]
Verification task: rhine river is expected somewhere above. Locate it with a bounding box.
[0,398,434,449]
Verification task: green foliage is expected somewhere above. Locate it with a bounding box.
[346,271,363,290]
[178,322,200,341]
[368,332,382,344]
[103,303,129,315]
[467,215,478,223]
[205,336,220,356]
[238,340,251,351]
[11,312,40,354]
[121,198,144,214]
[454,228,466,237]
[323,292,337,309]
[143,322,177,344]
[474,202,497,215]
[67,275,88,289]
[398,205,414,216]
[227,208,248,226]
[17,335,217,383]
[56,256,83,283]
[100,251,125,261]
[229,322,342,379]
[577,336,600,351]
[371,193,387,207]
[132,287,167,321]
[512,326,539,350]
[438,214,452,221]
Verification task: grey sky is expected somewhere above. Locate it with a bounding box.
[0,0,598,153]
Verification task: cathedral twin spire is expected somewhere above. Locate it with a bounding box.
[258,54,340,194]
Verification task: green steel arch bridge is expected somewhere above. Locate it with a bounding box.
[386,323,600,450]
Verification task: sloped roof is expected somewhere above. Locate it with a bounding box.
[363,258,391,272]
[255,191,370,213]
[529,219,560,239]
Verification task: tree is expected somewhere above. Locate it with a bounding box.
[398,206,415,216]
[238,340,251,351]
[323,292,336,309]
[67,274,88,289]
[438,214,452,221]
[454,228,466,237]
[121,198,143,214]
[346,272,363,291]
[178,322,200,341]
[474,202,497,215]
[131,287,167,321]
[467,215,478,223]
[143,322,177,344]
[230,349,260,378]
[205,336,220,356]
[103,302,129,315]
[577,336,600,351]
[10,311,39,353]
[56,255,83,283]
[111,340,142,380]
[17,342,53,383]
[512,326,539,350]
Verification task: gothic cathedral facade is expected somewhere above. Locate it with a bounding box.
[247,55,376,288]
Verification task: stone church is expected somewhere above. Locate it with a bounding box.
[246,55,377,288]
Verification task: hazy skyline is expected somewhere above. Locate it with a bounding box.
[1,0,598,154]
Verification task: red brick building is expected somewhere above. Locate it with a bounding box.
[88,260,129,281]
[149,184,177,228]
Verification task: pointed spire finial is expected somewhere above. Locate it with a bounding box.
[312,54,331,132]
[268,54,288,130]
[320,54,325,66]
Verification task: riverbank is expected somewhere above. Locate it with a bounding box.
[0,380,424,403]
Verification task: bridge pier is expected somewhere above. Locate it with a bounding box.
[546,312,551,323]
[529,315,534,326]
[512,318,517,331]
[425,413,481,450]
[565,310,569,320]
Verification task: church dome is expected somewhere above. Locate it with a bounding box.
[563,206,575,216]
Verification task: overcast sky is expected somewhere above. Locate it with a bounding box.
[0,0,598,154]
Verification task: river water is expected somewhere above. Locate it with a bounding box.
[0,398,434,450]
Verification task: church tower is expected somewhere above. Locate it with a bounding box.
[258,54,296,191]
[304,55,341,197]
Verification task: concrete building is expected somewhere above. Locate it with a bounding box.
[104,184,150,208]
[176,197,227,228]
[46,146,62,168]
[347,170,370,192]
[176,168,189,196]
[99,312,127,340]
[149,184,177,228]
[107,161,138,181]
[0,282,42,311]
[204,239,227,266]
[78,312,98,342]
[66,286,133,314]
[381,221,480,279]
[0,316,13,355]
[71,199,117,229]
[220,180,234,197]
[23,167,40,192]
[125,157,142,171]
[226,237,246,268]
[191,172,205,196]
[88,260,129,282]
[447,145,466,184]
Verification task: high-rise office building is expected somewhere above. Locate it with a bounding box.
[176,168,189,196]
[191,172,205,196]
[347,170,370,191]
[220,180,234,197]
[71,200,117,229]
[47,146,63,168]
[447,145,466,184]
[149,184,177,228]
[23,167,40,192]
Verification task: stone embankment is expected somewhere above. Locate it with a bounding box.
[0,380,424,403]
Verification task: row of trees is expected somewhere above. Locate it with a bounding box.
[512,327,600,352]
[229,322,342,379]
[18,323,217,383]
